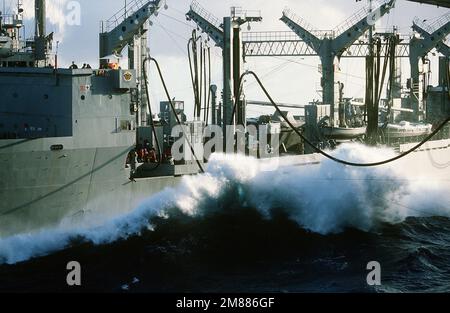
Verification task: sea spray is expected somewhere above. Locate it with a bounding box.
[1,143,449,264]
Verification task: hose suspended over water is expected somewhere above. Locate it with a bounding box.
[231,70,450,168]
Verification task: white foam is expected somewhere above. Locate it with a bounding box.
[1,144,449,264]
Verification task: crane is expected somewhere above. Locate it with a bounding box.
[99,0,166,125]
[99,0,163,62]
[186,1,261,143]
[280,0,396,126]
[409,13,450,120]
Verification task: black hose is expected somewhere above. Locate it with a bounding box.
[187,38,198,117]
[142,57,162,170]
[188,31,202,118]
[193,34,201,118]
[202,46,207,123]
[231,70,450,168]
[149,57,205,173]
[205,47,211,126]
[199,41,204,117]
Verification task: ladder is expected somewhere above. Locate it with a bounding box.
[104,0,160,32]
[190,0,222,30]
[413,12,450,35]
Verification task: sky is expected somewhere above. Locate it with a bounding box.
[3,0,449,118]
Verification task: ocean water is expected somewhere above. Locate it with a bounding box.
[1,144,450,292]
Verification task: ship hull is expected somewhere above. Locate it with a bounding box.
[0,139,182,237]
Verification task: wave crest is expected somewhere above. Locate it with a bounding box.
[1,144,449,264]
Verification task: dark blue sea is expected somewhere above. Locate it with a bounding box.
[1,145,449,293]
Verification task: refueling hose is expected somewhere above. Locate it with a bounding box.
[205,47,212,126]
[188,31,202,118]
[231,70,450,168]
[142,57,162,170]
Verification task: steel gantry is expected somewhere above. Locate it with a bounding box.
[409,12,450,119]
[276,0,396,125]
[99,0,165,125]
[242,31,410,58]
[186,1,450,129]
[99,0,164,61]
[187,1,261,144]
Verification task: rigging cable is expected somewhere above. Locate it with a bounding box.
[148,57,205,173]
[231,70,450,168]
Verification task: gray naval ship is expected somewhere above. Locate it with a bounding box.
[1,0,449,237]
[0,0,199,236]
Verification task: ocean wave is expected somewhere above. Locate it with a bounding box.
[1,143,449,265]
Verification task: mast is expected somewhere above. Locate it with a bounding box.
[34,0,48,63]
[35,0,45,38]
